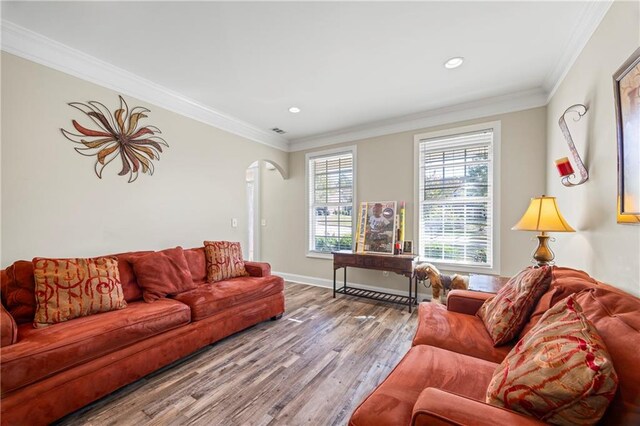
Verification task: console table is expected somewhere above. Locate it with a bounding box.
[468,274,510,293]
[331,251,418,312]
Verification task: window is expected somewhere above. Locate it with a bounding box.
[306,147,356,255]
[415,123,500,272]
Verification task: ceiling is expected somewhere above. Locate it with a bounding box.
[1,1,611,151]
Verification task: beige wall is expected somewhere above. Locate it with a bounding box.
[1,53,288,266]
[6,0,637,299]
[546,0,640,295]
[262,107,547,293]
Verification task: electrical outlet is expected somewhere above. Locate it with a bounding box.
[261,219,267,226]
[231,218,238,228]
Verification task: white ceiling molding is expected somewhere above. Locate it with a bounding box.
[543,0,613,101]
[0,20,290,152]
[289,88,547,152]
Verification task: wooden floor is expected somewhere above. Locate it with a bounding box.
[57,282,418,426]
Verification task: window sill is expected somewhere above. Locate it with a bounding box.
[306,252,333,260]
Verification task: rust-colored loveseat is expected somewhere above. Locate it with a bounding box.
[0,246,285,425]
[350,267,640,425]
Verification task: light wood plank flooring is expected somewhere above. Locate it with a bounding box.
[57,282,418,426]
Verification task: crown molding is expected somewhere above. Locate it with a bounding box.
[288,0,611,153]
[288,88,547,152]
[0,20,290,152]
[543,0,613,101]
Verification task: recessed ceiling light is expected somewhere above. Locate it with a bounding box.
[288,106,301,114]
[444,57,464,69]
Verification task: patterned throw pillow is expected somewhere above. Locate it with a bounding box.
[486,294,618,425]
[204,241,249,282]
[33,257,127,328]
[477,266,551,346]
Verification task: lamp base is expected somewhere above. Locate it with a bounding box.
[533,233,555,266]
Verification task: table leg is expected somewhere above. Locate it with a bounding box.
[344,267,347,291]
[333,267,336,298]
[408,275,412,313]
[414,275,419,305]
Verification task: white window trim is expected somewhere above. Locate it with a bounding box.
[305,145,357,259]
[413,121,501,275]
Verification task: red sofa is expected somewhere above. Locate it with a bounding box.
[0,247,285,425]
[350,267,640,425]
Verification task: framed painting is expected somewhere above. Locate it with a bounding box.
[357,201,397,254]
[614,47,640,224]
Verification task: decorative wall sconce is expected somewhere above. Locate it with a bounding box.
[556,104,589,187]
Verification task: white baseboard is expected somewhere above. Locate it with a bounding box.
[273,270,433,302]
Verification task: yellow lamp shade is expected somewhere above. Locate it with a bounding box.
[512,196,575,232]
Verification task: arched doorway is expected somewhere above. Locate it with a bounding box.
[245,160,286,261]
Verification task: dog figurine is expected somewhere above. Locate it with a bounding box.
[415,263,469,303]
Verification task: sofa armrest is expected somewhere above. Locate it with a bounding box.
[244,261,271,278]
[1,303,18,347]
[446,290,494,315]
[412,388,545,426]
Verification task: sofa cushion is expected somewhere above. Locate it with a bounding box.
[574,287,640,425]
[184,247,207,284]
[519,266,599,339]
[412,388,547,426]
[1,261,36,325]
[349,345,498,426]
[113,250,153,302]
[204,241,249,282]
[1,304,18,347]
[412,302,512,363]
[1,253,151,324]
[130,247,196,303]
[0,298,190,395]
[172,275,284,321]
[32,257,127,328]
[244,261,272,278]
[487,294,618,425]
[477,266,551,346]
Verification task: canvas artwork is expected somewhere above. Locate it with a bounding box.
[614,47,640,224]
[358,201,397,254]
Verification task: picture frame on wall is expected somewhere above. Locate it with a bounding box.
[357,201,397,254]
[613,47,640,224]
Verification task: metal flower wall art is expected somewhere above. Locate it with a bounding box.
[61,96,168,183]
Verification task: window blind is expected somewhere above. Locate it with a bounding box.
[308,151,354,253]
[418,129,493,267]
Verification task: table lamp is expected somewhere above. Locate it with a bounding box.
[512,195,575,266]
